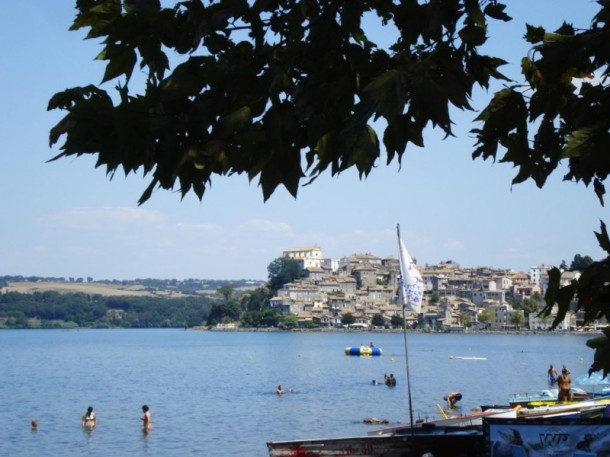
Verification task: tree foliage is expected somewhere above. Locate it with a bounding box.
[239,286,273,311]
[460,313,471,327]
[477,308,493,325]
[267,256,304,292]
[509,312,524,328]
[472,3,610,204]
[570,254,594,271]
[341,312,356,326]
[517,295,541,314]
[0,291,212,328]
[390,314,404,329]
[469,1,610,374]
[217,283,235,301]
[49,0,511,204]
[372,313,385,327]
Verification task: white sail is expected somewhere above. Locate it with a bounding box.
[397,234,423,313]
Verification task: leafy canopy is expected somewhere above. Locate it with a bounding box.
[48,0,510,204]
[267,256,304,292]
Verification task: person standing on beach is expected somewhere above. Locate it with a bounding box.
[548,364,558,385]
[557,365,572,402]
[141,405,152,430]
[81,406,97,428]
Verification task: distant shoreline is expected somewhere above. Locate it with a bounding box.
[205,327,597,336]
[0,326,595,336]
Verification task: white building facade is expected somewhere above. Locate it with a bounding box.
[283,245,324,269]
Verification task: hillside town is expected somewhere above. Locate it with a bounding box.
[270,245,604,332]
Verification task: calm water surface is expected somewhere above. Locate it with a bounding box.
[0,329,596,456]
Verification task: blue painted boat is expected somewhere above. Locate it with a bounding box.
[508,387,594,407]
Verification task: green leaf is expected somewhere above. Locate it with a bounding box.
[483,3,511,22]
[218,106,253,137]
[595,221,610,254]
[525,24,546,44]
[459,25,487,47]
[563,126,597,158]
[543,267,577,329]
[359,70,403,121]
[101,45,137,83]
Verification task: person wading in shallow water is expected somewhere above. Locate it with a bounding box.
[444,392,462,408]
[81,406,96,428]
[548,364,558,385]
[141,405,152,431]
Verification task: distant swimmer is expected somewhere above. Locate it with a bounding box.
[141,405,152,430]
[31,419,38,431]
[385,374,396,386]
[81,406,96,428]
[444,392,462,408]
[276,385,283,396]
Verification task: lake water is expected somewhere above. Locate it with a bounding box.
[0,329,599,456]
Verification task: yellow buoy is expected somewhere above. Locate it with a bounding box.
[449,355,454,359]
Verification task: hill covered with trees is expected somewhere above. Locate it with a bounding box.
[0,275,267,329]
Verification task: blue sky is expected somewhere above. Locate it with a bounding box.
[0,1,606,281]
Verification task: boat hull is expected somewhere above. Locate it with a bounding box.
[268,426,483,457]
[368,407,518,436]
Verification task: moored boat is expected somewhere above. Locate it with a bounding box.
[516,397,610,419]
[508,386,594,407]
[367,406,518,436]
[268,424,484,457]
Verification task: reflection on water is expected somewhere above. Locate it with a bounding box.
[0,329,594,456]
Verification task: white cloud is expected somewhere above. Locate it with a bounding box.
[39,207,165,231]
[174,222,224,234]
[241,219,293,234]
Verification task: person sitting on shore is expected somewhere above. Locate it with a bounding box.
[444,392,462,408]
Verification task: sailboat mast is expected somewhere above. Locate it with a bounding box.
[397,224,415,433]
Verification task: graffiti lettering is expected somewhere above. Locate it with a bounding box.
[539,433,570,447]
